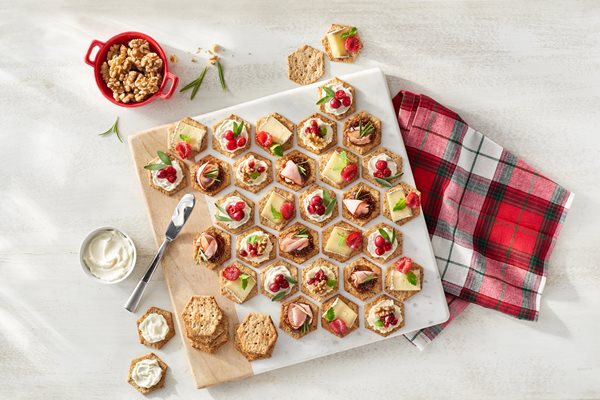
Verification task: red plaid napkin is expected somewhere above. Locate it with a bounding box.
[393,91,574,349]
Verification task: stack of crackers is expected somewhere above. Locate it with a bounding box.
[182,296,229,353]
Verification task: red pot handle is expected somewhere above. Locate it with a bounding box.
[158,71,179,99]
[84,40,105,66]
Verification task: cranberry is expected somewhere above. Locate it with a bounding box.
[346,231,362,250]
[274,274,285,284]
[375,247,385,256]
[406,192,421,209]
[340,164,358,182]
[269,282,280,292]
[247,159,255,169]
[223,265,241,281]
[310,195,323,206]
[232,210,245,221]
[224,130,234,140]
[373,170,384,178]
[329,98,341,109]
[257,165,266,173]
[383,168,392,178]
[374,235,385,248]
[279,279,290,289]
[345,36,361,53]
[307,204,316,214]
[315,205,325,216]
[226,204,236,215]
[335,90,346,99]
[256,131,273,147]
[236,136,247,147]
[226,139,237,150]
[280,201,294,220]
[311,119,319,129]
[341,96,351,107]
[384,242,392,251]
[375,160,388,171]
[239,249,248,257]
[235,201,246,211]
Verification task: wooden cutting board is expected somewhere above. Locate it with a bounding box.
[128,68,449,389]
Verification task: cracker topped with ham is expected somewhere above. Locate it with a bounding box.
[278,223,319,264]
[279,295,319,339]
[342,182,380,226]
[190,155,231,196]
[275,149,316,191]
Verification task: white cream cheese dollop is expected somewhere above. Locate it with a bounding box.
[151,159,184,192]
[83,230,135,282]
[322,84,352,115]
[139,313,169,343]
[131,358,163,389]
[368,154,397,177]
[264,265,294,295]
[367,299,403,334]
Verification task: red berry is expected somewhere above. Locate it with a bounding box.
[280,201,294,220]
[375,247,385,256]
[340,164,358,182]
[236,136,247,148]
[226,204,236,215]
[374,235,385,248]
[239,249,248,257]
[342,96,352,107]
[279,279,289,289]
[384,242,392,251]
[175,142,192,159]
[156,169,168,179]
[315,205,325,216]
[247,159,255,169]
[166,174,176,183]
[329,318,348,335]
[257,165,266,173]
[373,170,384,178]
[335,90,346,99]
[274,274,285,284]
[307,204,316,214]
[346,231,362,250]
[406,192,421,209]
[269,282,280,292]
[223,265,241,281]
[235,201,246,211]
[329,98,341,109]
[395,257,413,273]
[375,160,387,171]
[310,195,323,206]
[232,210,245,221]
[383,168,392,177]
[226,139,237,150]
[256,131,273,147]
[345,36,361,53]
[249,249,257,257]
[224,130,235,140]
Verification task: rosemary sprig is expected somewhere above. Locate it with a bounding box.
[285,275,298,285]
[375,172,404,187]
[203,168,220,181]
[180,66,208,100]
[300,319,310,334]
[271,291,287,302]
[217,61,227,91]
[295,228,309,238]
[362,273,377,284]
[297,163,307,176]
[359,120,374,138]
[99,116,123,143]
[214,203,233,222]
[196,248,208,263]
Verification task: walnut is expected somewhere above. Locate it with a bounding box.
[375,305,395,319]
[311,279,329,295]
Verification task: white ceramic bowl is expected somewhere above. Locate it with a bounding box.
[79,226,137,284]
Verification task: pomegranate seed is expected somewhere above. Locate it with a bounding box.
[340,164,358,182]
[375,247,385,256]
[236,137,247,147]
[383,168,392,177]
[248,159,255,169]
[307,204,316,214]
[375,160,387,171]
[226,139,237,150]
[329,98,341,109]
[239,249,248,257]
[335,90,346,99]
[274,274,285,284]
[232,210,245,221]
[310,195,323,206]
[224,130,234,140]
[384,242,392,251]
[235,201,246,210]
[279,279,289,289]
[249,249,257,257]
[269,282,280,292]
[257,165,266,173]
[374,235,385,248]
[342,96,351,107]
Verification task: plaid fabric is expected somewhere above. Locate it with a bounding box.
[393,91,574,350]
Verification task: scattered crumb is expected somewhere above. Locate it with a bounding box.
[210,43,219,53]
[191,58,197,63]
[209,55,219,65]
[169,54,177,63]
[195,47,202,54]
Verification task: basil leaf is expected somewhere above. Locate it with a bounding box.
[270,144,283,157]
[179,134,190,142]
[393,198,407,211]
[144,163,167,170]
[157,151,172,165]
[341,27,357,39]
[326,279,337,288]
[247,235,258,244]
[406,271,418,286]
[324,197,336,216]
[323,86,335,97]
[240,274,249,290]
[271,291,287,302]
[374,319,384,327]
[249,171,261,180]
[324,307,335,322]
[378,228,390,243]
[316,95,333,105]
[322,190,332,206]
[270,205,282,220]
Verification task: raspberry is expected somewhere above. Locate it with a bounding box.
[256,131,273,147]
[345,36,361,53]
[406,192,421,209]
[280,201,294,220]
[340,163,358,182]
[395,257,413,273]
[175,142,192,159]
[223,265,241,281]
[329,318,348,335]
[345,231,362,250]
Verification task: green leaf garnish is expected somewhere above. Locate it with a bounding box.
[247,235,258,244]
[362,273,377,284]
[270,205,283,220]
[217,61,227,91]
[359,120,374,138]
[326,279,337,288]
[319,125,327,137]
[232,121,244,137]
[240,274,249,290]
[341,27,358,39]
[391,228,396,244]
[98,116,123,143]
[316,86,335,105]
[270,144,283,157]
[180,66,208,100]
[323,86,335,97]
[321,190,337,217]
[285,275,298,285]
[378,228,390,243]
[297,163,307,176]
[271,291,287,302]
[179,134,190,142]
[374,319,384,327]
[406,271,418,286]
[295,228,309,238]
[196,249,208,263]
[393,198,407,212]
[324,307,335,322]
[249,171,261,180]
[203,169,220,180]
[355,186,364,200]
[144,163,168,171]
[375,172,404,187]
[214,203,233,222]
[337,231,347,247]
[324,198,337,216]
[157,151,172,165]
[300,319,310,334]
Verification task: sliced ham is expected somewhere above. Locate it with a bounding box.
[343,199,370,216]
[280,160,303,185]
[199,233,218,259]
[196,162,218,190]
[287,303,313,329]
[347,128,372,145]
[351,270,373,285]
[281,237,309,253]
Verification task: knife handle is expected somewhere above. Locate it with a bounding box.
[124,239,170,312]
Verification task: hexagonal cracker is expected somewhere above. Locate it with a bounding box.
[298,184,339,228]
[342,111,382,155]
[127,353,168,394]
[256,112,295,154]
[343,257,382,302]
[321,220,362,262]
[257,187,296,231]
[212,114,252,159]
[145,151,188,196]
[287,44,325,86]
[361,146,404,188]
[219,262,258,304]
[279,295,319,339]
[278,222,319,264]
[189,154,231,196]
[213,190,255,234]
[320,294,359,338]
[167,117,208,160]
[301,258,339,303]
[297,113,338,155]
[234,312,278,361]
[384,260,424,301]
[232,152,273,194]
[276,149,317,192]
[361,222,402,263]
[181,295,229,353]
[260,260,299,302]
[235,227,277,268]
[317,77,355,121]
[318,146,360,189]
[341,182,380,227]
[193,226,232,270]
[321,24,363,63]
[364,294,405,337]
[136,307,176,349]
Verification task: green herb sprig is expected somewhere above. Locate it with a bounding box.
[214,203,233,222]
[144,151,172,170]
[180,66,208,100]
[99,116,123,143]
[217,61,227,91]
[316,86,335,105]
[375,172,404,188]
[341,27,358,39]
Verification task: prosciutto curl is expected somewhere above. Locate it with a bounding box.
[343,199,370,216]
[197,232,218,259]
[287,302,313,329]
[280,160,303,185]
[196,162,219,190]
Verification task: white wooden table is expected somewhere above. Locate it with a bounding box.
[1,1,598,399]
